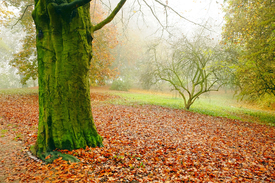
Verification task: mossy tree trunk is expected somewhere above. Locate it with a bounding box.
[31,0,126,159]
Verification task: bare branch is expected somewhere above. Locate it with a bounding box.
[98,0,112,12]
[93,0,127,32]
[154,0,215,32]
[142,0,172,37]
[12,4,34,29]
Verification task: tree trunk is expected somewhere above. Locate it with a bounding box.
[31,0,103,158]
[185,103,191,110]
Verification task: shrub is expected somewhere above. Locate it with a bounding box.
[110,80,131,91]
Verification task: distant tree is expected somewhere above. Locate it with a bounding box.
[1,0,37,86]
[222,0,275,98]
[151,34,229,109]
[138,40,165,90]
[0,1,15,52]
[9,23,37,86]
[0,1,27,88]
[112,30,146,89]
[139,60,156,90]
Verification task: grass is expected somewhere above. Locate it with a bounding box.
[0,87,38,95]
[1,87,274,126]
[14,133,22,141]
[1,129,8,136]
[109,89,275,126]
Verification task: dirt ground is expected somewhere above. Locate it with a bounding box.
[0,137,23,182]
[0,116,26,183]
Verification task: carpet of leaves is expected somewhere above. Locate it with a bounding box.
[0,92,274,182]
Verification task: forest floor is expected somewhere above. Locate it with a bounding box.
[0,87,274,182]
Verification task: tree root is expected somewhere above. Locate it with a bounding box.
[28,145,79,164]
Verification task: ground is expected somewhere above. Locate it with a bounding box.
[0,87,274,182]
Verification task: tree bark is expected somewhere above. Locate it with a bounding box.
[31,0,103,158]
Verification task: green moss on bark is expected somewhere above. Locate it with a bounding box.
[32,0,103,160]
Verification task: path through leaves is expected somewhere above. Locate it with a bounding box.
[0,92,274,182]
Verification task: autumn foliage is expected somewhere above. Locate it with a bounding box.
[0,1,14,25]
[7,1,37,85]
[89,2,119,86]
[222,0,275,97]
[0,89,274,182]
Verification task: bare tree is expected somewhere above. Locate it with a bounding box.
[151,33,227,109]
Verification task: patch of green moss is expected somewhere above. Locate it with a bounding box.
[41,151,80,164]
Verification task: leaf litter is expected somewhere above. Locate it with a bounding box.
[0,92,274,182]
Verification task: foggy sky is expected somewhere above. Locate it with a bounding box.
[108,0,225,40]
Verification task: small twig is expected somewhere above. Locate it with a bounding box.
[154,0,215,33]
[12,4,34,29]
[142,0,173,37]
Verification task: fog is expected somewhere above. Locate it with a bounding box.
[0,0,225,89]
[112,0,225,39]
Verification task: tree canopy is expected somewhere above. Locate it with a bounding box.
[222,0,275,97]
